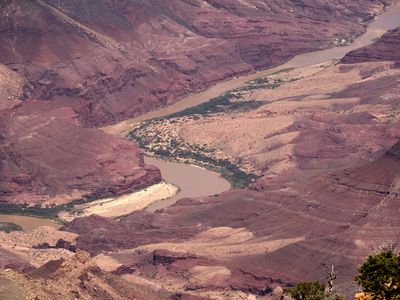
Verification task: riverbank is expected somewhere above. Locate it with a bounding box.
[58,181,178,221]
[101,0,400,213]
[100,1,400,137]
[144,156,232,212]
[0,215,62,231]
[126,60,336,190]
[0,181,178,229]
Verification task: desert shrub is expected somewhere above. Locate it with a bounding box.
[283,281,327,300]
[274,281,346,300]
[0,222,23,233]
[355,250,400,300]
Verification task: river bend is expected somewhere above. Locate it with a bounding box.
[3,2,400,229]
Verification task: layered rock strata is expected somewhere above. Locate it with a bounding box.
[0,249,183,299]
[60,140,400,297]
[340,26,400,66]
[60,25,400,298]
[0,0,393,126]
[0,0,394,205]
[0,102,161,205]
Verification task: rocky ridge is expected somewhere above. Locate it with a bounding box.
[0,101,161,205]
[0,247,35,274]
[0,0,393,207]
[340,26,400,66]
[57,135,400,298]
[1,0,391,126]
[0,249,186,299]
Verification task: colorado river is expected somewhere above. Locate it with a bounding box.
[0,215,61,231]
[102,0,400,136]
[144,157,231,212]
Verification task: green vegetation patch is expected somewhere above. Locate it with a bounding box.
[275,281,346,300]
[169,150,258,190]
[126,79,295,190]
[163,92,266,119]
[243,68,304,91]
[0,222,23,233]
[0,203,71,224]
[355,249,400,300]
[128,125,258,189]
[238,83,282,91]
[128,123,259,189]
[126,92,263,189]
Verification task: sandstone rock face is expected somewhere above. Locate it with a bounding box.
[0,249,175,299]
[0,247,35,273]
[62,139,400,297]
[61,211,201,255]
[0,0,393,126]
[341,26,400,66]
[0,103,161,205]
[1,1,400,298]
[59,56,400,297]
[171,60,400,190]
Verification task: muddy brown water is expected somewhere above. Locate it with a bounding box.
[144,156,231,212]
[0,215,61,231]
[4,2,400,229]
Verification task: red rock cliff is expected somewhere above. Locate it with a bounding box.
[0,0,394,204]
[0,0,393,126]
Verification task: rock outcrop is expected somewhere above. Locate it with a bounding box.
[341,26,400,66]
[0,104,161,205]
[57,138,400,298]
[0,0,393,126]
[0,249,179,299]
[61,211,201,255]
[0,247,35,273]
[54,22,400,297]
[1,1,400,298]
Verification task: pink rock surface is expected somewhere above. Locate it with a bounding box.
[0,247,35,273]
[60,139,400,297]
[1,2,400,297]
[0,0,394,205]
[0,104,160,205]
[0,0,392,126]
[341,26,400,66]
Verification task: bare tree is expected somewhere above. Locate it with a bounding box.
[325,264,338,293]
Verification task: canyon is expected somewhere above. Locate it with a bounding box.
[65,27,400,298]
[1,0,400,299]
[0,0,395,205]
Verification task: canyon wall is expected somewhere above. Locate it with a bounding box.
[0,0,393,126]
[60,25,400,297]
[0,0,394,205]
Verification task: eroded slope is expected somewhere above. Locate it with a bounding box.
[58,26,400,299]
